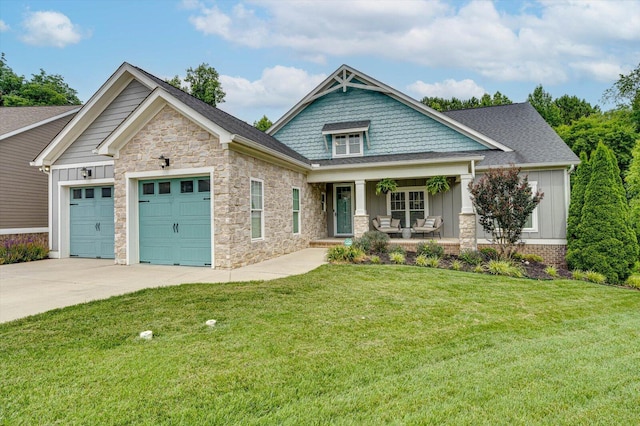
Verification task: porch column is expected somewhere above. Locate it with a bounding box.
[353,180,369,237]
[459,174,477,251]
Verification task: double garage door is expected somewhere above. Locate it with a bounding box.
[70,186,115,259]
[138,177,211,266]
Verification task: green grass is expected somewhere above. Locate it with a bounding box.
[1,265,640,424]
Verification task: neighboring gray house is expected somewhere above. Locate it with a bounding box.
[32,63,578,268]
[0,106,79,245]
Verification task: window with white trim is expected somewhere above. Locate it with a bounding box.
[292,187,300,234]
[332,133,363,158]
[522,181,538,232]
[388,187,428,228]
[251,179,264,240]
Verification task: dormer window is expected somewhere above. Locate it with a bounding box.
[322,120,370,159]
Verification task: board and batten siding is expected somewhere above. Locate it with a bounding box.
[475,169,568,240]
[55,80,151,165]
[272,87,488,161]
[49,164,114,252]
[0,114,75,229]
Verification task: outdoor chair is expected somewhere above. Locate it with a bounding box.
[372,215,401,236]
[411,216,443,239]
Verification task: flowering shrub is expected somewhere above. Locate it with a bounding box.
[0,236,49,264]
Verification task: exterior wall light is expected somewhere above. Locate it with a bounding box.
[159,155,170,169]
[81,167,92,179]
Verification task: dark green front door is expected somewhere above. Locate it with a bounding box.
[70,186,115,258]
[138,177,211,266]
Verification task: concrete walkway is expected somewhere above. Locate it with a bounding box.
[0,248,327,323]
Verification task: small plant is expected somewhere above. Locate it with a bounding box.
[450,260,462,271]
[389,252,405,265]
[375,178,398,195]
[522,253,544,263]
[479,247,500,261]
[416,240,444,258]
[487,260,524,278]
[369,255,381,264]
[584,270,607,284]
[389,245,406,256]
[425,256,440,268]
[544,265,558,278]
[625,275,640,289]
[425,175,451,195]
[326,246,365,263]
[354,231,389,254]
[415,254,429,267]
[459,249,483,266]
[0,238,49,264]
[473,264,486,274]
[572,270,586,281]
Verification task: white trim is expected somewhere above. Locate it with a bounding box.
[0,108,80,141]
[50,160,114,170]
[292,186,301,235]
[476,162,579,171]
[125,167,213,180]
[311,155,485,171]
[332,133,364,158]
[0,227,48,235]
[333,183,355,237]
[522,181,539,233]
[250,178,265,241]
[478,238,567,245]
[48,170,53,250]
[321,125,370,135]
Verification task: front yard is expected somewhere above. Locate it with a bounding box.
[1,265,639,424]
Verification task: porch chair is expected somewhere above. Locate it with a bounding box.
[412,216,443,239]
[372,215,401,236]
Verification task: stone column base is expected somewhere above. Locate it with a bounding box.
[459,212,477,252]
[353,214,370,238]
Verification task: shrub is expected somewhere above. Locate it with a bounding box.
[326,246,365,263]
[389,252,405,265]
[544,265,558,278]
[479,247,499,261]
[415,254,428,267]
[369,255,381,265]
[389,245,406,256]
[473,264,486,274]
[625,275,640,289]
[416,255,440,268]
[487,260,524,278]
[354,231,390,254]
[584,270,607,284]
[450,260,462,271]
[572,270,587,281]
[416,240,444,258]
[0,239,49,264]
[459,249,483,266]
[522,253,544,263]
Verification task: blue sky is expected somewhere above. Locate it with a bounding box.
[1,0,639,123]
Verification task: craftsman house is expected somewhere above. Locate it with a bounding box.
[32,63,579,268]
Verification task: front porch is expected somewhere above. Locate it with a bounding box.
[310,237,462,256]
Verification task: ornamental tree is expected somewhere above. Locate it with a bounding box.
[567,151,591,248]
[468,166,544,258]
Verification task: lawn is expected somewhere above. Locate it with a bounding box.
[1,265,639,424]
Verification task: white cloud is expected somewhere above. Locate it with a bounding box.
[0,20,9,32]
[218,65,326,117]
[20,11,86,48]
[187,0,640,86]
[408,79,486,99]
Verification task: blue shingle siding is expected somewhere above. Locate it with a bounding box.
[273,87,487,160]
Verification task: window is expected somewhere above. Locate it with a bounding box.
[198,179,210,192]
[85,188,94,199]
[180,180,194,193]
[72,189,82,199]
[102,187,112,198]
[142,183,154,195]
[251,179,264,240]
[332,133,363,157]
[159,182,171,194]
[522,182,538,232]
[388,187,427,228]
[292,188,300,234]
[321,192,326,212]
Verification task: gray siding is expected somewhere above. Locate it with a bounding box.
[55,80,151,165]
[0,114,74,229]
[476,169,567,240]
[50,164,114,251]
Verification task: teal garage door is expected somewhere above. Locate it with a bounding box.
[139,177,211,266]
[70,186,115,259]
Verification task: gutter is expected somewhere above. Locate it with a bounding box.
[310,155,485,171]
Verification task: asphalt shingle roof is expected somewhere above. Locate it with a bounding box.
[322,120,371,132]
[0,105,79,136]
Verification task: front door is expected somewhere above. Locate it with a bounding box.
[334,184,353,236]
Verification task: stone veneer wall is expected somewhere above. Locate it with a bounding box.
[114,105,327,269]
[353,215,370,238]
[458,213,477,251]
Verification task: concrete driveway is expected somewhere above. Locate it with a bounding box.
[0,248,327,323]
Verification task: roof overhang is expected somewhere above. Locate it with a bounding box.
[1,108,80,142]
[475,160,580,171]
[226,135,311,173]
[32,63,158,167]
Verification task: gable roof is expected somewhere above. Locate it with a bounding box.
[0,106,79,140]
[443,103,580,168]
[268,64,512,153]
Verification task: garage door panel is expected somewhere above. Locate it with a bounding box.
[70,186,115,259]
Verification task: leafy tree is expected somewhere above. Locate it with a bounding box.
[567,152,591,248]
[421,91,512,112]
[468,166,544,258]
[626,140,640,240]
[527,85,562,128]
[566,143,638,283]
[555,110,638,177]
[0,53,80,106]
[253,115,272,131]
[554,94,600,126]
[604,62,640,132]
[165,63,225,107]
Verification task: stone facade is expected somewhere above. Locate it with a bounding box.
[458,213,477,251]
[353,214,370,238]
[113,105,326,269]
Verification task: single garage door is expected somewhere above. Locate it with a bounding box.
[70,186,115,258]
[139,177,211,266]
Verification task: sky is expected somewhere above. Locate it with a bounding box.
[0,0,639,124]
